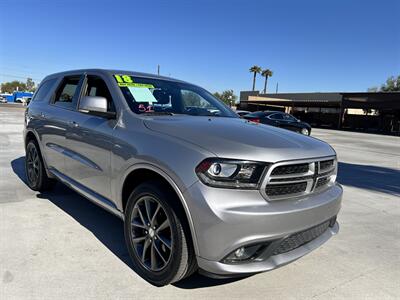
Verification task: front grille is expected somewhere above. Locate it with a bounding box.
[315,177,329,189]
[265,182,307,196]
[262,157,336,200]
[319,159,334,172]
[271,163,309,176]
[272,220,332,255]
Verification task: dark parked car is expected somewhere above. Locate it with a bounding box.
[244,111,312,135]
[235,110,251,117]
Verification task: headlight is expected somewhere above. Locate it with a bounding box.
[195,158,268,189]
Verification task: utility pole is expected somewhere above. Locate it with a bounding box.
[157,65,160,76]
[275,82,279,94]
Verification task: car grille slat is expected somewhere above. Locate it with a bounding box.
[319,159,334,172]
[315,176,330,189]
[265,182,307,196]
[271,163,309,176]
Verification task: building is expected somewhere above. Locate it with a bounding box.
[239,91,400,135]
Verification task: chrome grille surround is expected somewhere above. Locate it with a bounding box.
[260,156,337,201]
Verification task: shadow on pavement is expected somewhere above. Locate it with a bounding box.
[10,156,246,289]
[337,162,400,196]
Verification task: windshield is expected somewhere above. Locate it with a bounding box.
[115,74,237,117]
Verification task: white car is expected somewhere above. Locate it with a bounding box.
[15,97,32,105]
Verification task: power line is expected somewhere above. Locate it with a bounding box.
[0,73,42,82]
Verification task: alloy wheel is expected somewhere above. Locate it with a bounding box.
[301,128,309,135]
[26,144,40,186]
[130,196,173,271]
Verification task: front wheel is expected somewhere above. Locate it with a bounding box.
[124,181,196,286]
[301,128,310,135]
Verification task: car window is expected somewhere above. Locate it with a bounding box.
[54,76,81,109]
[83,76,115,112]
[246,112,265,117]
[116,74,237,117]
[181,90,221,116]
[283,113,296,121]
[31,78,57,102]
[269,113,284,120]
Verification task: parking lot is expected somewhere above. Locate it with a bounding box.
[0,105,399,299]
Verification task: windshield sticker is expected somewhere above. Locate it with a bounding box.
[114,74,154,88]
[128,87,157,103]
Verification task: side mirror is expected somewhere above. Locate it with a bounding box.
[79,96,116,119]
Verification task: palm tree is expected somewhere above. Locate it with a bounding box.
[249,65,262,91]
[261,69,273,93]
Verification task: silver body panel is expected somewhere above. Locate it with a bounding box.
[24,69,342,276]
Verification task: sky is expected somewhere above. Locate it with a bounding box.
[0,0,399,95]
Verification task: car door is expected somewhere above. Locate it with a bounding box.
[39,75,84,174]
[63,74,117,200]
[268,113,286,128]
[281,113,301,132]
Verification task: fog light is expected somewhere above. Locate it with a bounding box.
[223,244,267,263]
[234,247,245,258]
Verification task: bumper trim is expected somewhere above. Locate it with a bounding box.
[197,221,339,276]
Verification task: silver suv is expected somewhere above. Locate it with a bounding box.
[24,69,342,286]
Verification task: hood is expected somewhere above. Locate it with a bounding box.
[143,116,335,163]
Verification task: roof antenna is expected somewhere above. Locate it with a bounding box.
[157,65,160,76]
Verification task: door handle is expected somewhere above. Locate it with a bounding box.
[68,121,79,128]
[40,112,46,118]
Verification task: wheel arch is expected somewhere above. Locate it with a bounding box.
[24,129,53,177]
[119,163,199,256]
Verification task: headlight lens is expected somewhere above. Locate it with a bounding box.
[195,158,268,189]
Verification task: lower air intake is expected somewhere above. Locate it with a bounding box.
[272,219,332,255]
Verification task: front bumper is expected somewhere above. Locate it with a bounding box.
[183,182,342,276]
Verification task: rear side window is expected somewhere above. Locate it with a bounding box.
[247,112,265,117]
[54,76,81,109]
[270,113,284,120]
[31,79,57,102]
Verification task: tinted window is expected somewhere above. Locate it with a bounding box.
[83,76,115,112]
[54,76,81,109]
[283,113,297,121]
[31,79,57,102]
[269,113,284,120]
[246,112,265,117]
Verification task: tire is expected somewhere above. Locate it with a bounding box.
[124,180,196,286]
[25,139,56,191]
[301,128,310,135]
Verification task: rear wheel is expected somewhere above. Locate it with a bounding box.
[25,139,56,191]
[124,180,196,286]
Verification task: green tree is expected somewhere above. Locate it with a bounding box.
[380,76,400,92]
[213,90,237,106]
[249,65,262,91]
[368,75,400,92]
[0,81,27,93]
[26,78,36,92]
[261,69,273,93]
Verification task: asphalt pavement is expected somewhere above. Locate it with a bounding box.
[0,106,399,299]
